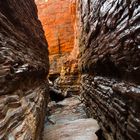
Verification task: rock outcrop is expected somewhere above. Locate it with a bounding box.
[81,75,140,140]
[0,0,49,139]
[79,0,140,140]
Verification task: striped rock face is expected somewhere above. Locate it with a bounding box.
[0,0,49,139]
[79,0,140,140]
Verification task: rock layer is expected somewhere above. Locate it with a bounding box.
[36,0,80,96]
[0,0,49,139]
[79,0,140,80]
[54,59,80,96]
[81,75,140,140]
[79,0,140,140]
[36,0,77,74]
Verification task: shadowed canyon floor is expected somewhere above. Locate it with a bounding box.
[43,97,99,140]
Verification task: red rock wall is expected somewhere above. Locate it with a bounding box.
[0,0,49,139]
[36,0,77,74]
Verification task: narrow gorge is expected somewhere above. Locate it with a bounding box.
[0,0,140,140]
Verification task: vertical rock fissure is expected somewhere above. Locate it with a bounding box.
[2,0,138,139]
[35,0,140,140]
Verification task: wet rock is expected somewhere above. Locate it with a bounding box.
[79,0,140,140]
[0,0,49,139]
[79,0,140,83]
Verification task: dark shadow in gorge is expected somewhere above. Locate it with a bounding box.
[96,129,106,140]
[49,89,65,102]
[49,73,60,82]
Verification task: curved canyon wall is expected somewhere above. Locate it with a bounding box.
[79,0,140,140]
[36,0,80,95]
[36,0,77,75]
[0,0,49,139]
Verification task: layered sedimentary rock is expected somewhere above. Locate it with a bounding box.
[36,0,80,95]
[36,0,77,74]
[79,0,140,140]
[0,0,49,139]
[54,59,80,96]
[81,75,140,140]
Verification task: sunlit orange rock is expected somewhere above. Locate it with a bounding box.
[36,0,77,74]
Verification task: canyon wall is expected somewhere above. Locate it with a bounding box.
[53,0,80,96]
[36,0,77,75]
[79,0,140,140]
[0,0,49,139]
[36,0,80,95]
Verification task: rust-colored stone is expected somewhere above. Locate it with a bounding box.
[36,0,77,74]
[36,0,80,97]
